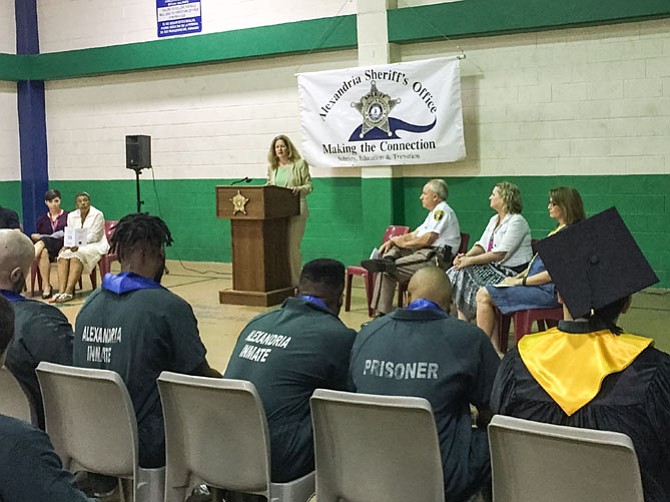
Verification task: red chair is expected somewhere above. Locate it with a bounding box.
[345,225,410,316]
[97,220,119,279]
[397,232,471,308]
[496,307,564,353]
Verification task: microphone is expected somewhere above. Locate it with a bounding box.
[230,176,252,186]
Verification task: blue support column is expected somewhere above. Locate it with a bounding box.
[16,0,47,234]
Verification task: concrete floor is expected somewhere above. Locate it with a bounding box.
[47,259,670,372]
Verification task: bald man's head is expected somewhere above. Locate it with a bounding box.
[0,229,35,292]
[407,266,453,311]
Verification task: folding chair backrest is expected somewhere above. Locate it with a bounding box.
[105,220,118,240]
[311,389,444,502]
[0,366,33,423]
[382,225,410,243]
[458,232,470,254]
[488,414,644,502]
[158,372,272,500]
[36,362,138,478]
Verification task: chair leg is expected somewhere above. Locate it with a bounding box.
[31,261,42,297]
[90,266,98,290]
[364,272,374,317]
[397,284,404,308]
[99,257,110,278]
[497,313,512,353]
[120,478,132,502]
[513,311,534,343]
[545,318,560,330]
[345,274,353,312]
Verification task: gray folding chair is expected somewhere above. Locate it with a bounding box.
[488,414,644,502]
[36,362,164,502]
[0,366,35,424]
[310,389,444,502]
[157,372,314,502]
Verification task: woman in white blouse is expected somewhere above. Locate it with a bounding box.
[447,182,532,321]
[51,192,109,303]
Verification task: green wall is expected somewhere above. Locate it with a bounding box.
[1,1,669,82]
[403,175,669,287]
[388,0,670,43]
[12,174,664,288]
[0,181,22,218]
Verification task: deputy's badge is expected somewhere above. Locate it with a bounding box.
[351,81,401,138]
[230,190,249,215]
[434,210,445,221]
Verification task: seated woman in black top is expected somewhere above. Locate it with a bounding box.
[31,189,68,299]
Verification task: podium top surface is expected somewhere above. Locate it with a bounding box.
[216,185,300,220]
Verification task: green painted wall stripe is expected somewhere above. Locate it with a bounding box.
[0,53,29,81]
[13,174,664,288]
[388,0,670,43]
[0,15,357,82]
[0,182,23,218]
[3,1,670,82]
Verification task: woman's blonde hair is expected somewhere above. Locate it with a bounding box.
[267,135,302,169]
[495,181,523,214]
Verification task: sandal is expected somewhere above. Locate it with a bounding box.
[52,293,74,304]
[42,289,52,299]
[48,293,63,304]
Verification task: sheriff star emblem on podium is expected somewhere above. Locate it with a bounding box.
[230,190,249,215]
[351,80,401,138]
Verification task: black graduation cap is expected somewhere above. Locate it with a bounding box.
[536,207,658,319]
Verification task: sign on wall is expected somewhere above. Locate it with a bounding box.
[156,0,202,38]
[297,57,465,167]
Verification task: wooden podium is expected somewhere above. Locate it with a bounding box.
[216,185,300,306]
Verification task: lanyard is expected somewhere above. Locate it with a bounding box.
[298,295,329,311]
[0,290,26,302]
[406,298,443,312]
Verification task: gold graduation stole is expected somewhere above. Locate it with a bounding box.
[518,328,652,416]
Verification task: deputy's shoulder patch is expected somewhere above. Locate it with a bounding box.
[433,210,445,221]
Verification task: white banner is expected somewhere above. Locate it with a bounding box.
[297,57,465,167]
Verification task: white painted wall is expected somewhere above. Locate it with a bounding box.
[0,1,19,183]
[399,18,670,177]
[37,0,356,53]
[45,50,359,181]
[0,0,16,53]
[45,18,670,182]
[0,82,20,182]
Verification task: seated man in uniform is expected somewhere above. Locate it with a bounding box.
[491,208,670,501]
[361,179,461,316]
[224,259,357,483]
[0,295,95,501]
[72,213,220,470]
[349,266,500,502]
[0,229,73,429]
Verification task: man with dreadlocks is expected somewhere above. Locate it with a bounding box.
[73,213,220,470]
[491,208,670,502]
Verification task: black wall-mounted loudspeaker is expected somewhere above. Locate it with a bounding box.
[126,135,152,170]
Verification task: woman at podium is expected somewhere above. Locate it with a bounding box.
[267,135,313,286]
